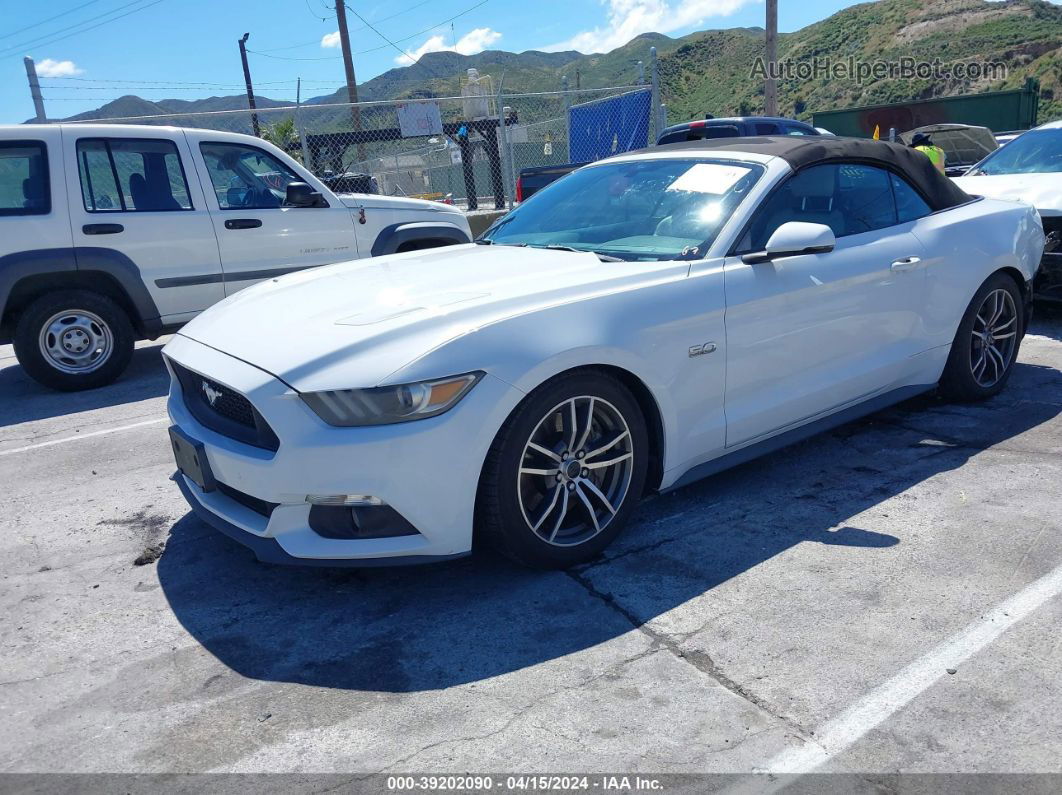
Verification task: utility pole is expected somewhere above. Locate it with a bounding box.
[24,57,46,123]
[238,33,261,137]
[764,0,778,116]
[334,0,365,162]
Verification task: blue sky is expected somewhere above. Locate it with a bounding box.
[1,0,863,123]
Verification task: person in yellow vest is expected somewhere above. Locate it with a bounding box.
[910,132,946,175]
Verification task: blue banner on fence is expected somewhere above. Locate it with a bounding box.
[568,89,652,163]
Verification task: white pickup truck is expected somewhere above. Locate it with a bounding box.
[0,124,472,390]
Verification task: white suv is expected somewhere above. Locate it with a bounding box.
[0,124,471,391]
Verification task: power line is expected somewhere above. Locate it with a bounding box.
[256,0,435,52]
[340,3,419,65]
[0,0,166,58]
[354,0,491,55]
[0,0,105,42]
[42,76,300,86]
[247,0,489,61]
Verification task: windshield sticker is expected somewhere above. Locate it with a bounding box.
[667,163,752,195]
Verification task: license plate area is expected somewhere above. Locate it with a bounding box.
[170,426,216,492]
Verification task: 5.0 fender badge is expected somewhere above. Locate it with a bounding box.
[689,342,718,357]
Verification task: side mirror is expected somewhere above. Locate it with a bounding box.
[285,181,324,208]
[742,221,835,264]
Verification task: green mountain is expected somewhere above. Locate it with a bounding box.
[661,0,1062,124]
[52,0,1062,129]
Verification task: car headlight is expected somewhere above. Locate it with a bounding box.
[301,372,482,427]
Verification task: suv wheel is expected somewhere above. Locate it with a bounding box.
[13,290,135,391]
[477,371,649,568]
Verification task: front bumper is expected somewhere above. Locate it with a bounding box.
[164,334,524,565]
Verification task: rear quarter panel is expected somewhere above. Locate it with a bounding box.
[913,197,1043,347]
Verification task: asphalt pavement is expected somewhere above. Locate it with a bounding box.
[2,311,1061,782]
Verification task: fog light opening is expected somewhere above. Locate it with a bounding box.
[306,494,385,507]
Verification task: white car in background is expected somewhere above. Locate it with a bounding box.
[953,120,1062,301]
[165,136,1044,569]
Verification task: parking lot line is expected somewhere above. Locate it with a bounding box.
[0,417,168,457]
[747,560,1062,781]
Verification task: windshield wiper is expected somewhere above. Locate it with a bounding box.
[534,244,625,262]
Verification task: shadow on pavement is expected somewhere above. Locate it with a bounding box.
[0,343,169,428]
[1030,304,1062,342]
[157,361,1060,693]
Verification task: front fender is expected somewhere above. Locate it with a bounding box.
[370,221,471,257]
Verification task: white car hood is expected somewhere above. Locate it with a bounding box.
[952,173,1062,215]
[177,244,680,392]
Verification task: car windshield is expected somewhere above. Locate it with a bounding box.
[482,157,764,261]
[969,129,1062,175]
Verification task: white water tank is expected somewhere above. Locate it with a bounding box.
[462,68,492,120]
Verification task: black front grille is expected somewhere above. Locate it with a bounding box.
[203,378,256,428]
[170,360,280,452]
[1040,214,1062,237]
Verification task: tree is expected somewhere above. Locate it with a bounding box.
[261,116,300,161]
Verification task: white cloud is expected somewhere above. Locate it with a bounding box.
[34,58,84,78]
[394,27,502,65]
[321,31,341,48]
[545,0,756,54]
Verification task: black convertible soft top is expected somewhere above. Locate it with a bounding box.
[644,136,973,211]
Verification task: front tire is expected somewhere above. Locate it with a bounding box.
[939,273,1024,401]
[477,371,649,569]
[13,290,135,392]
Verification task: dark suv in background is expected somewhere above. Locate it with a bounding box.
[514,116,826,202]
[657,116,823,143]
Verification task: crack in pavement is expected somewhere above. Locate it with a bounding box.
[563,569,820,750]
[362,642,664,774]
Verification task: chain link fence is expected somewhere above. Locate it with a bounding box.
[73,84,665,212]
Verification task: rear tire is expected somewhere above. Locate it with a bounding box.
[13,289,135,392]
[477,371,649,569]
[939,273,1024,402]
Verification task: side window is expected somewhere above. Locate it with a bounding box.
[77,138,192,212]
[782,123,817,136]
[892,173,932,223]
[199,142,307,209]
[701,125,740,139]
[0,141,49,216]
[835,164,896,234]
[754,122,781,135]
[742,163,899,251]
[744,164,845,250]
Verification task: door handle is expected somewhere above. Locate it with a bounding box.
[82,223,124,235]
[224,218,263,230]
[890,256,921,272]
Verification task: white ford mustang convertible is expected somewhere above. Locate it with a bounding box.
[164,137,1045,569]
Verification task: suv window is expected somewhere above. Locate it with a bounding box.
[782,123,817,136]
[0,141,49,216]
[754,122,782,135]
[77,138,192,212]
[200,142,309,209]
[742,163,900,250]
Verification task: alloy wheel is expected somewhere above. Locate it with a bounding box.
[970,288,1018,388]
[517,396,635,547]
[38,310,114,375]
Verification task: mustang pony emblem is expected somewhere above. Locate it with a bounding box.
[202,381,223,407]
